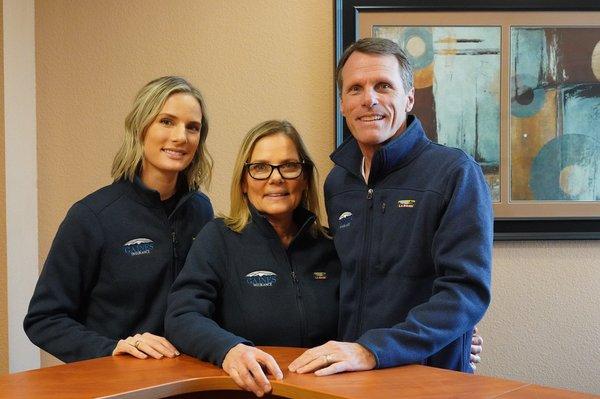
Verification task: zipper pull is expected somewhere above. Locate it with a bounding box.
[291,271,302,298]
[367,188,374,209]
[381,201,386,213]
[171,230,179,280]
[171,231,178,260]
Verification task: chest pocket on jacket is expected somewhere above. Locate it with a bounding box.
[372,191,438,278]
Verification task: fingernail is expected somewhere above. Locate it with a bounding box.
[175,351,180,356]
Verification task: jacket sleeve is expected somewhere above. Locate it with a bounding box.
[23,202,117,362]
[195,191,215,221]
[357,159,493,369]
[165,222,251,366]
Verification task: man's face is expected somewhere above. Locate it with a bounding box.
[340,52,415,154]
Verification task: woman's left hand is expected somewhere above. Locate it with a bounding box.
[470,326,483,370]
[288,341,376,376]
[112,332,180,359]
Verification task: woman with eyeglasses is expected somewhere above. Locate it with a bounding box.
[165,120,339,397]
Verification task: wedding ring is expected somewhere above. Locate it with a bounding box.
[324,354,333,364]
[134,340,142,350]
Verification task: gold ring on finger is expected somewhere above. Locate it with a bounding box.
[134,340,142,350]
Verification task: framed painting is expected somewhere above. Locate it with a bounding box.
[335,0,600,240]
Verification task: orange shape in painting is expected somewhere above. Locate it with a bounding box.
[510,89,557,201]
[414,63,433,89]
[436,36,458,57]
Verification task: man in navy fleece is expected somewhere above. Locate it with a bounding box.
[289,37,492,375]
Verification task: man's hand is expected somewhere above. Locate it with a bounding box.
[112,332,179,359]
[222,344,283,397]
[288,341,376,376]
[470,326,483,370]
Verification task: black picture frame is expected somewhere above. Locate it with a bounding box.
[334,0,600,240]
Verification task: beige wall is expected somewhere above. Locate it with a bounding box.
[35,0,334,367]
[32,0,599,394]
[0,0,8,375]
[479,241,600,394]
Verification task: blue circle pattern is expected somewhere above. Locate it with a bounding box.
[400,27,433,70]
[530,134,600,200]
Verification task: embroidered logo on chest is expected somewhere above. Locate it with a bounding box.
[313,271,327,280]
[338,211,353,229]
[397,199,416,208]
[244,271,278,287]
[122,238,155,256]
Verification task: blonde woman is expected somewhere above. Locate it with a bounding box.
[24,76,213,362]
[166,120,340,397]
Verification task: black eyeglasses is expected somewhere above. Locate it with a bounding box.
[245,161,305,180]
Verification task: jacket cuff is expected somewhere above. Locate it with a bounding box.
[355,338,381,369]
[100,339,119,357]
[215,337,254,367]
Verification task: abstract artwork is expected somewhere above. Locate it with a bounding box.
[335,0,600,239]
[374,26,501,202]
[510,27,600,201]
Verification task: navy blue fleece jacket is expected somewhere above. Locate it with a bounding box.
[165,207,340,366]
[24,178,213,362]
[325,116,492,372]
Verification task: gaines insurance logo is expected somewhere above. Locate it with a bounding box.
[338,211,353,229]
[122,238,155,256]
[244,271,277,287]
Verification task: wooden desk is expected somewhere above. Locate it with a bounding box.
[0,347,596,398]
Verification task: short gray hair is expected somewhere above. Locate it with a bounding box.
[336,37,413,93]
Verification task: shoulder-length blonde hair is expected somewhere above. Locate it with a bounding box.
[111,76,213,190]
[224,120,326,237]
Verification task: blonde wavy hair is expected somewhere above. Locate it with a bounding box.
[111,76,213,190]
[223,120,326,237]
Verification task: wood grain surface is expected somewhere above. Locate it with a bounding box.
[0,347,595,398]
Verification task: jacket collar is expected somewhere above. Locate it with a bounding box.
[128,175,195,212]
[248,203,316,241]
[330,115,430,184]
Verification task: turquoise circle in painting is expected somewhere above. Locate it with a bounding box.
[530,134,600,200]
[510,74,546,118]
[400,27,433,70]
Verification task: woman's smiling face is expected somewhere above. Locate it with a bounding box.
[141,93,202,183]
[243,133,307,221]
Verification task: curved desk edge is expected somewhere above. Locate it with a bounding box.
[99,376,342,399]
